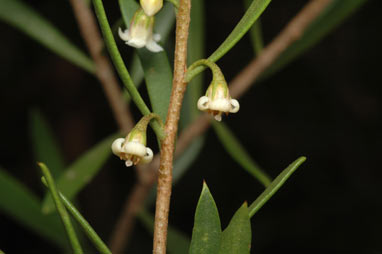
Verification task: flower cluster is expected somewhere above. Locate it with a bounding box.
[119,0,163,52]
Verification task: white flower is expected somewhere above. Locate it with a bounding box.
[111,137,153,167]
[197,82,240,121]
[118,8,163,53]
[140,0,163,16]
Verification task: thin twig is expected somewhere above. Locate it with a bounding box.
[108,0,332,251]
[69,0,134,132]
[154,0,191,253]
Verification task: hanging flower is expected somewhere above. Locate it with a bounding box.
[197,82,240,121]
[188,59,240,121]
[118,8,163,52]
[140,0,163,16]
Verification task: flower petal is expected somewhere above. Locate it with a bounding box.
[146,39,163,52]
[126,38,146,48]
[123,141,147,157]
[142,147,154,164]
[111,138,125,156]
[153,33,161,42]
[118,27,130,41]
[197,96,209,111]
[229,99,240,113]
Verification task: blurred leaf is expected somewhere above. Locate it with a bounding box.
[249,156,306,218]
[138,209,190,254]
[119,0,174,121]
[186,0,271,79]
[212,122,272,187]
[0,167,66,247]
[220,203,251,254]
[42,133,119,214]
[0,0,95,73]
[173,136,204,183]
[29,109,65,179]
[244,0,264,55]
[189,182,221,254]
[263,0,369,78]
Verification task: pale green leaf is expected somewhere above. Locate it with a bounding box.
[220,203,251,254]
[29,109,65,179]
[189,182,221,254]
[263,0,369,78]
[249,156,306,218]
[0,167,66,247]
[42,133,120,214]
[0,0,95,73]
[212,122,272,187]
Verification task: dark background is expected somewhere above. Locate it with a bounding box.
[0,0,381,253]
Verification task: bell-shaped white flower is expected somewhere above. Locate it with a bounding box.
[118,8,163,52]
[111,129,153,167]
[140,0,163,16]
[197,81,240,121]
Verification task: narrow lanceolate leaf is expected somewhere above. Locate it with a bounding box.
[30,109,65,179]
[138,210,190,254]
[212,122,272,188]
[39,163,83,254]
[0,0,94,73]
[244,0,264,55]
[186,0,272,80]
[189,182,221,254]
[220,203,251,254]
[42,133,119,214]
[55,189,111,254]
[263,0,369,78]
[119,0,174,121]
[0,167,66,247]
[249,156,306,218]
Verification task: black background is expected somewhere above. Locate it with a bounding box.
[0,0,381,253]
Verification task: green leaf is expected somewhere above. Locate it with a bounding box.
[0,0,95,73]
[212,122,272,187]
[186,0,272,80]
[39,163,83,254]
[263,0,369,78]
[244,0,264,55]
[50,185,111,254]
[220,203,251,254]
[249,156,306,218]
[138,209,190,254]
[138,49,173,121]
[29,109,65,179]
[189,182,221,254]
[119,0,175,121]
[0,167,66,247]
[42,133,120,214]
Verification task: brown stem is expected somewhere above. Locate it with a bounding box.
[69,0,134,132]
[108,0,332,252]
[153,0,191,253]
